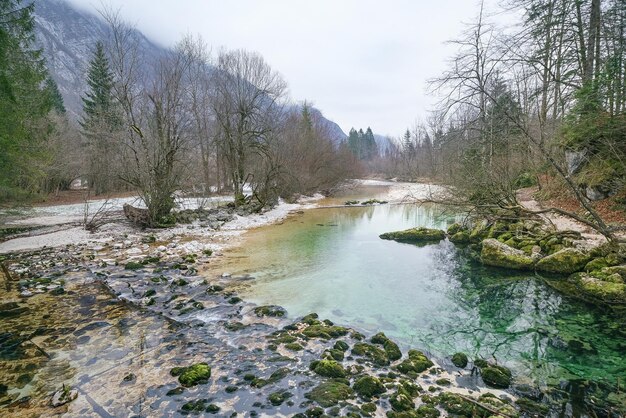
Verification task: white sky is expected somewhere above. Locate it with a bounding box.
[67,0,506,137]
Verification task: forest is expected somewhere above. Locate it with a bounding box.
[2,0,625,239]
[1,0,626,417]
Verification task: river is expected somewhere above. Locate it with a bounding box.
[207,183,625,390]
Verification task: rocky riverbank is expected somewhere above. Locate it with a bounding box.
[379,219,626,309]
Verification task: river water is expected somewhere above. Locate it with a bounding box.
[210,184,625,390]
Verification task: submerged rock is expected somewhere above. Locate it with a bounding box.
[51,385,78,407]
[536,248,590,274]
[353,375,385,398]
[170,363,211,387]
[551,273,626,305]
[480,363,511,389]
[451,352,468,368]
[395,349,433,376]
[305,381,354,407]
[480,239,534,270]
[253,305,286,317]
[379,227,446,243]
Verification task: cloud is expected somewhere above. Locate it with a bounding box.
[67,0,499,137]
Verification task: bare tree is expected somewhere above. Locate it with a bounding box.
[211,49,287,206]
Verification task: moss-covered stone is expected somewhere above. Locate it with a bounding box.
[311,359,346,378]
[380,227,446,243]
[389,389,414,411]
[415,405,440,417]
[124,261,143,270]
[170,363,211,387]
[480,364,512,389]
[535,247,590,274]
[254,305,286,317]
[353,375,385,398]
[480,239,534,270]
[515,397,549,415]
[333,340,349,352]
[436,392,475,417]
[351,342,389,366]
[370,332,402,361]
[585,257,610,272]
[449,231,470,244]
[268,390,291,406]
[451,352,468,368]
[446,223,464,236]
[303,323,349,340]
[395,350,433,376]
[478,393,518,416]
[284,342,304,351]
[305,381,354,407]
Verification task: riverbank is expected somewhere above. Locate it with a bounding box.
[1,181,624,416]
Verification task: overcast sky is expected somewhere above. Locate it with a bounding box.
[68,0,504,137]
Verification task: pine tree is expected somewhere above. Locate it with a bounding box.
[364,127,378,160]
[81,40,121,194]
[0,0,54,200]
[81,41,119,129]
[45,77,65,114]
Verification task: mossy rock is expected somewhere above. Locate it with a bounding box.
[353,375,385,398]
[436,392,476,416]
[451,352,468,368]
[515,397,549,415]
[268,390,292,406]
[351,342,389,366]
[487,221,509,239]
[380,227,445,243]
[585,257,610,272]
[446,223,464,236]
[333,340,349,351]
[170,363,211,387]
[449,231,470,244]
[395,350,433,375]
[478,393,518,416]
[254,305,286,317]
[469,221,490,242]
[560,273,626,304]
[370,332,402,361]
[535,248,590,274]
[480,365,512,389]
[389,390,414,411]
[285,342,304,351]
[311,359,346,378]
[305,381,354,407]
[415,405,440,417]
[303,324,349,340]
[124,261,144,270]
[480,239,534,270]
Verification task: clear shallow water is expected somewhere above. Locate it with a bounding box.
[214,192,625,388]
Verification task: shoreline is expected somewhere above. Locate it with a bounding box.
[1,181,623,416]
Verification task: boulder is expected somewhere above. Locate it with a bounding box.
[535,248,590,274]
[379,227,445,243]
[480,239,534,270]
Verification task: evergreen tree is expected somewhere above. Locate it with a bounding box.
[0,0,54,200]
[45,77,65,114]
[81,41,119,129]
[81,40,121,194]
[363,127,378,160]
[347,127,360,156]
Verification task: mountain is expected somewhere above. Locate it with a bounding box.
[33,0,164,120]
[374,134,395,154]
[33,0,346,142]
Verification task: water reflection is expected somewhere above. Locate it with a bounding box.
[224,203,625,388]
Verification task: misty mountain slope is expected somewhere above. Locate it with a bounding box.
[33,0,165,120]
[34,0,347,141]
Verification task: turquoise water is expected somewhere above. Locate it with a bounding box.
[221,200,625,388]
